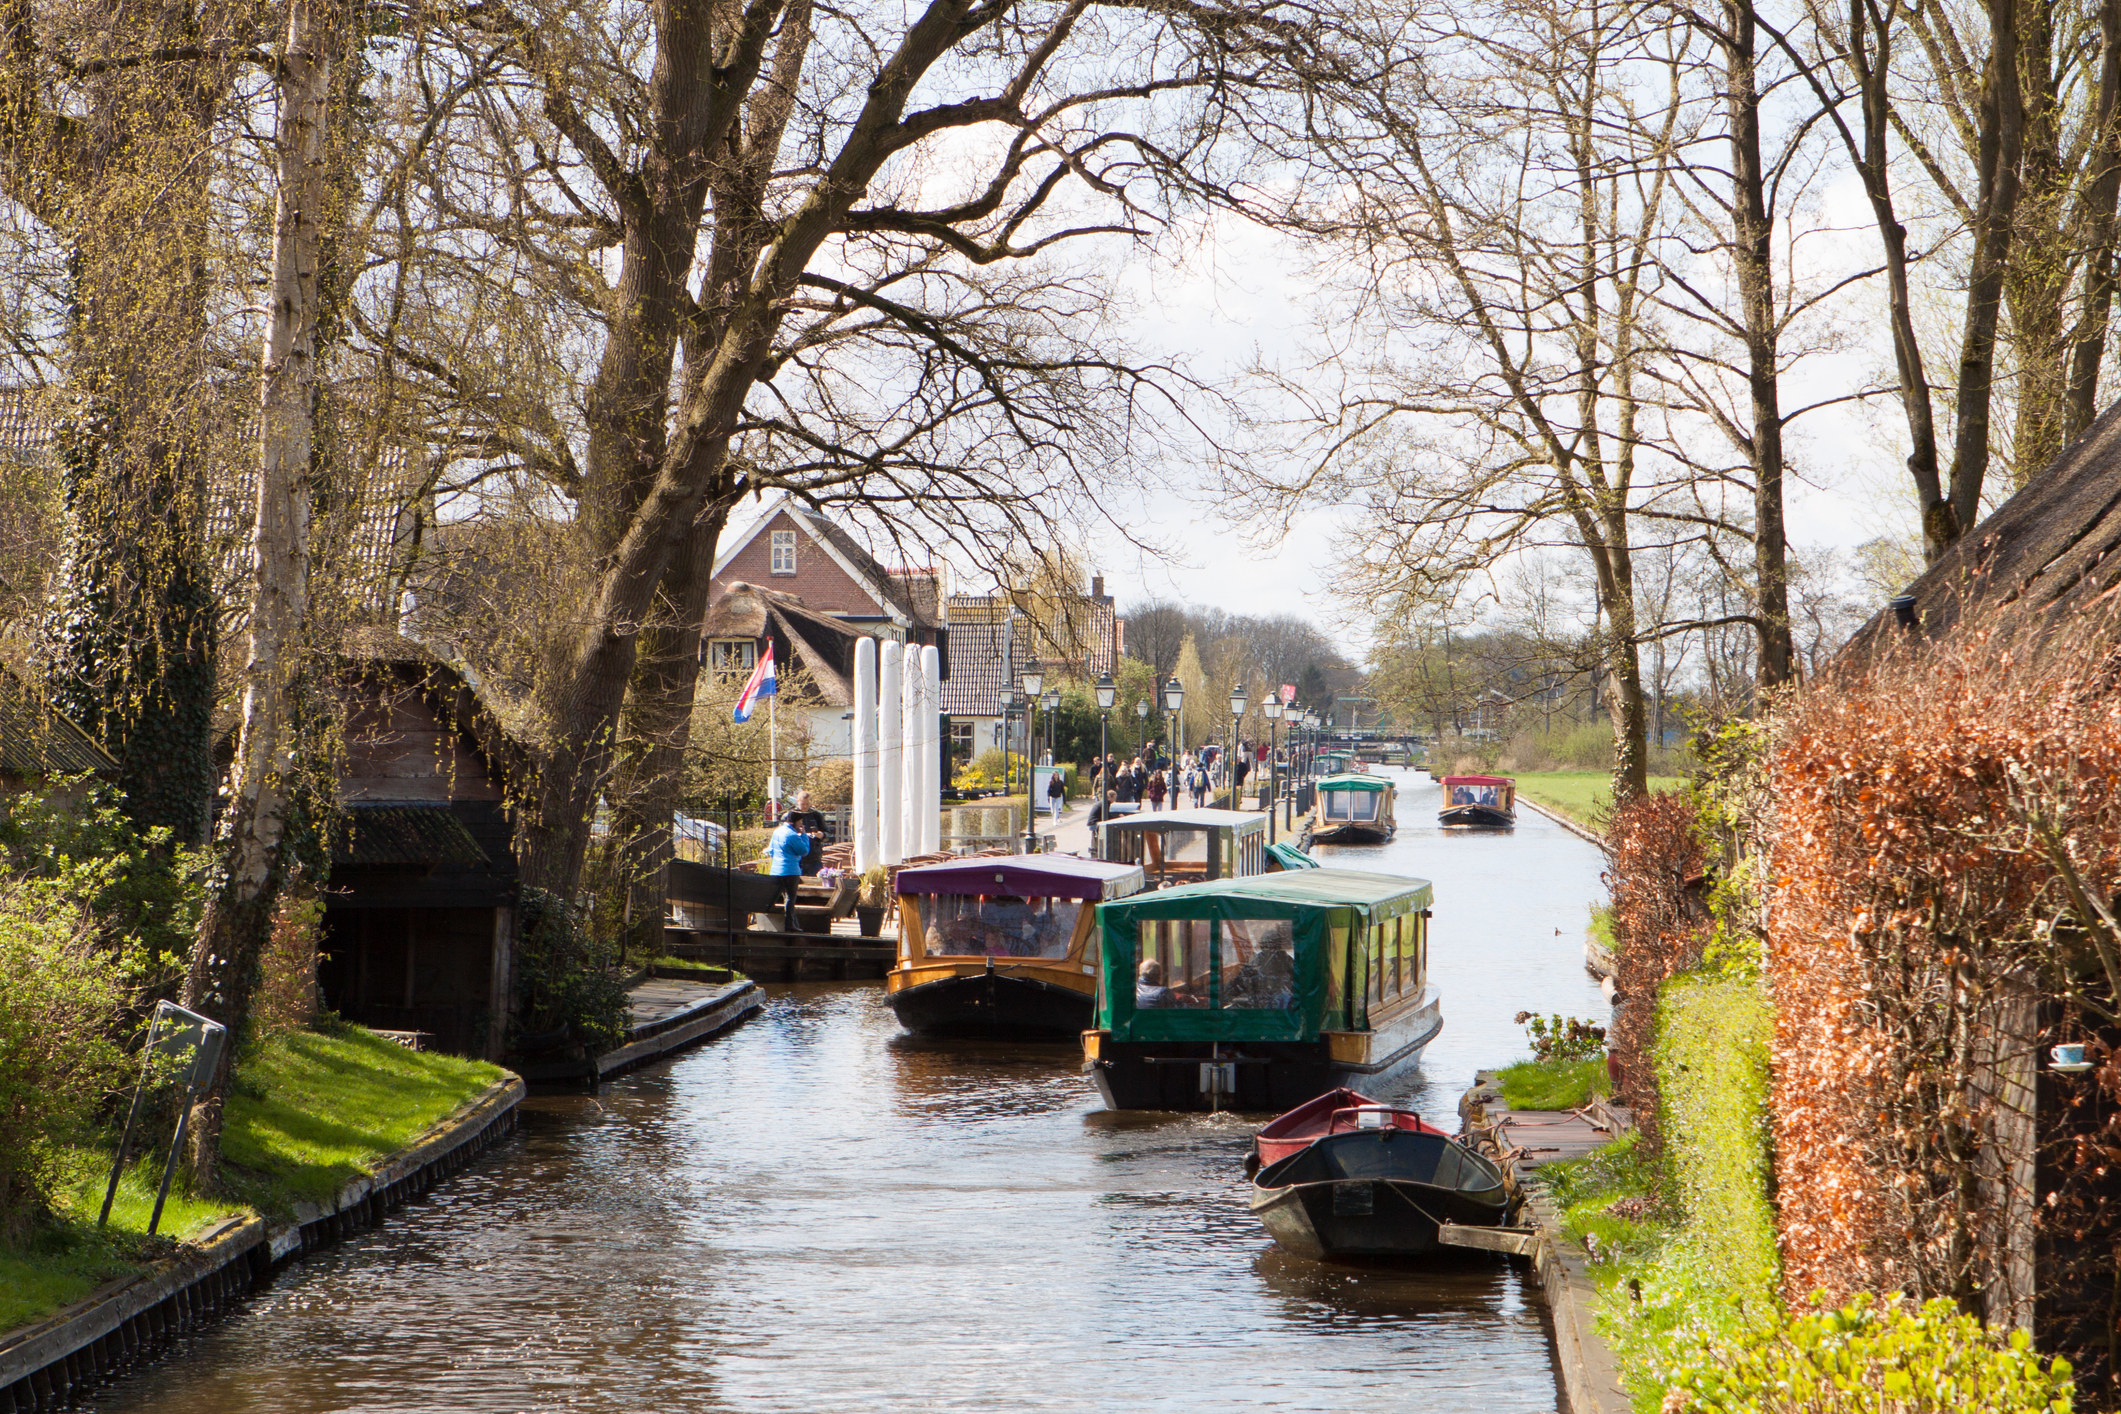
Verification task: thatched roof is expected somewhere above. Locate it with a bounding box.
[703,582,865,706]
[1843,400,2121,661]
[0,664,117,780]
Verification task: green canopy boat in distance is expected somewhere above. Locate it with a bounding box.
[1265,842,1320,871]
[1082,868,1441,1112]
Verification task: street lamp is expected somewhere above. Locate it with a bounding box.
[1042,688,1061,800]
[1263,695,1283,841]
[1228,682,1247,803]
[1162,676,1185,798]
[1020,671,1044,853]
[1094,672,1116,855]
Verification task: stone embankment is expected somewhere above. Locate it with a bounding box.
[1460,1073,1631,1414]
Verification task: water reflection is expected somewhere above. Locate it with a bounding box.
[86,769,1602,1414]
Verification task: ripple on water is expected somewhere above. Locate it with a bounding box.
[83,771,1604,1414]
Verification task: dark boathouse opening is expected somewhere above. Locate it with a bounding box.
[318,641,522,1060]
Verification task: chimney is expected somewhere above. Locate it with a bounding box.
[1091,574,1105,599]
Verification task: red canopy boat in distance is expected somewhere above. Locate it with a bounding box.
[1247,1086,1448,1176]
[1439,774,1516,828]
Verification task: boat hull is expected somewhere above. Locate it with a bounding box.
[1309,821,1395,845]
[1250,1129,1512,1262]
[1438,805,1515,828]
[886,968,1092,1039]
[1088,996,1442,1112]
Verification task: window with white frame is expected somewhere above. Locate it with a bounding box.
[770,529,797,574]
[707,639,757,679]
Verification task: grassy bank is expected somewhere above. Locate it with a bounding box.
[0,1026,503,1333]
[1513,771,1685,831]
[1497,1055,1608,1110]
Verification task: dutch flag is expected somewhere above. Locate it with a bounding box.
[733,641,777,722]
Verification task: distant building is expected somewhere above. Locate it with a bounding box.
[700,582,885,759]
[940,576,1119,767]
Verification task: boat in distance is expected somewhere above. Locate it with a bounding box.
[1098,807,1269,887]
[1250,1110,1514,1262]
[1438,774,1516,828]
[1308,772,1396,846]
[1246,1085,1446,1177]
[885,855,1145,1039]
[1081,867,1442,1112]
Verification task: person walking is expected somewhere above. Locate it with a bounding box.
[789,789,827,876]
[1190,762,1209,809]
[1130,756,1148,804]
[1145,767,1167,812]
[1046,766,1067,819]
[764,808,813,932]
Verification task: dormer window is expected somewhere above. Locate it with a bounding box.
[707,639,758,679]
[770,529,797,575]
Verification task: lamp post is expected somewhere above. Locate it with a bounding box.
[1095,672,1116,855]
[1228,682,1246,805]
[1264,695,1283,841]
[1042,687,1060,814]
[1162,676,1185,809]
[1020,670,1044,853]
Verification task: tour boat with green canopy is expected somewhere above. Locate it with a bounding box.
[1097,808,1268,888]
[1081,867,1441,1112]
[886,855,1147,1039]
[1308,772,1397,846]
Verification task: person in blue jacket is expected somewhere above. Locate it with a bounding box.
[765,809,814,931]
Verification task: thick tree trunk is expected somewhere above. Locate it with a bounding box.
[610,503,727,955]
[1947,0,2026,529]
[1724,0,1793,688]
[181,0,338,1185]
[2066,0,2121,440]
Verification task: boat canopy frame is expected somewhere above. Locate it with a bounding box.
[895,856,1145,901]
[1098,808,1268,883]
[1097,868,1432,1045]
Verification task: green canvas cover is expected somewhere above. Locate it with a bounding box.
[1314,773,1389,791]
[1096,869,1432,1044]
[1265,842,1319,870]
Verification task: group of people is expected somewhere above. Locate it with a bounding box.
[1083,749,1216,812]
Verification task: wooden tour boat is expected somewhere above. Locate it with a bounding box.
[1098,808,1268,887]
[1439,774,1516,828]
[885,856,1146,1039]
[1314,750,1358,776]
[1309,772,1396,845]
[1250,1106,1513,1262]
[1082,868,1442,1112]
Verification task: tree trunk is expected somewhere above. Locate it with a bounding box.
[2066,0,2121,440]
[610,503,728,956]
[181,0,339,1185]
[1725,0,1793,688]
[1948,0,2027,529]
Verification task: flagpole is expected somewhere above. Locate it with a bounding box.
[769,690,779,813]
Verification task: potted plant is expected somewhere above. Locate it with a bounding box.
[856,865,891,937]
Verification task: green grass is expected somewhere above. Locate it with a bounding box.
[219,1027,504,1208]
[1588,902,1619,956]
[1498,1055,1609,1110]
[1512,770,1685,830]
[0,1025,502,1334]
[643,954,739,979]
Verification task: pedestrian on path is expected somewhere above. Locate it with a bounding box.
[1146,768,1167,812]
[765,808,812,931]
[1046,767,1067,817]
[1190,764,1209,808]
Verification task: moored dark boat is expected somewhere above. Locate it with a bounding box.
[1438,774,1515,828]
[1248,1086,1446,1174]
[1250,1116,1512,1261]
[886,855,1145,1039]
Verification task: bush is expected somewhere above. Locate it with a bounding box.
[0,878,128,1240]
[1516,1011,1607,1061]
[1659,1296,2074,1413]
[514,888,630,1053]
[805,757,853,805]
[1656,974,1777,1314]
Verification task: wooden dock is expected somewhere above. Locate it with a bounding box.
[666,925,897,981]
[1459,1075,1632,1414]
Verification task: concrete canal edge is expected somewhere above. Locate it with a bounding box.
[0,1075,524,1412]
[1518,795,1609,850]
[1460,1075,1630,1414]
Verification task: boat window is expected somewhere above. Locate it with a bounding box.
[923,895,1082,958]
[1135,919,1212,1008]
[1449,783,1501,807]
[1220,918,1299,1011]
[1323,792,1351,820]
[1351,792,1379,821]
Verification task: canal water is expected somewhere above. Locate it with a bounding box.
[87,770,1608,1414]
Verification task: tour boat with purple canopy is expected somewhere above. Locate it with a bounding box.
[885,855,1146,1039]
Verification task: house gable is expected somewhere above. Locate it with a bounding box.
[712,501,900,624]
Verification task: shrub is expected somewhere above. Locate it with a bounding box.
[1658,1296,2074,1413]
[1606,789,1709,1154]
[0,878,128,1240]
[1516,1010,1607,1061]
[514,888,630,1054]
[804,757,853,805]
